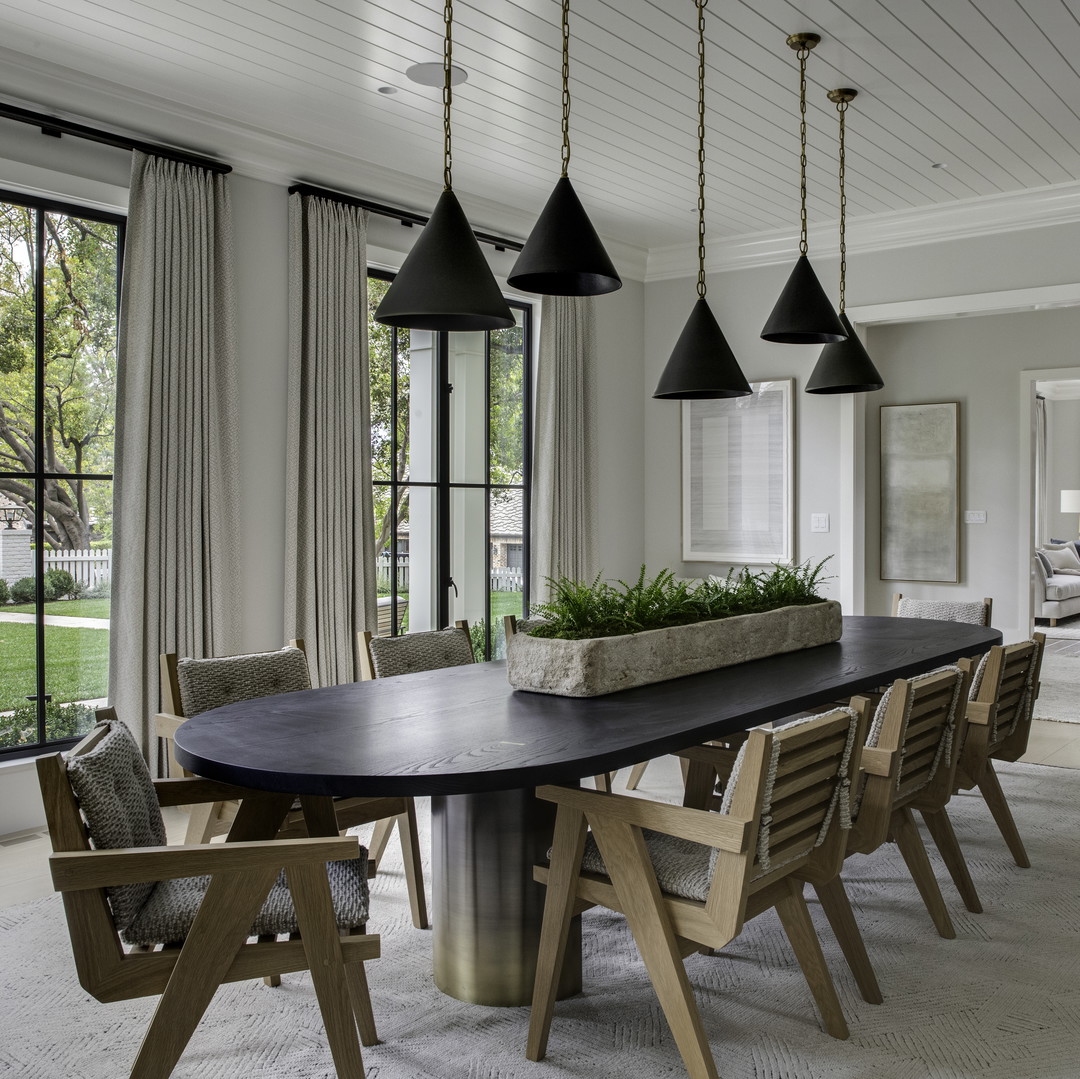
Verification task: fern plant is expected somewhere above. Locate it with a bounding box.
[528,559,832,641]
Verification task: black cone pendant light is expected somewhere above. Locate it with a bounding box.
[375,0,514,331]
[807,89,883,394]
[761,33,847,345]
[508,0,620,296]
[653,0,750,400]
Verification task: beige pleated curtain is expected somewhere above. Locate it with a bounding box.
[285,192,377,686]
[531,294,597,600]
[109,151,241,752]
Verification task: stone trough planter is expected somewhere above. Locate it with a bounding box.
[505,600,843,698]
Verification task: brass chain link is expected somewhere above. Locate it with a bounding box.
[696,0,708,298]
[560,0,571,177]
[836,97,848,313]
[797,43,809,256]
[443,0,454,190]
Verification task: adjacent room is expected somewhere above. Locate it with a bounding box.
[1,2,1078,1077]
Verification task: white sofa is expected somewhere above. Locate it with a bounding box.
[1034,543,1080,625]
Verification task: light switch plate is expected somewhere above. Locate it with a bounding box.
[810,513,830,533]
[964,510,987,524]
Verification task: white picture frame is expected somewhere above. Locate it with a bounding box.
[682,379,794,565]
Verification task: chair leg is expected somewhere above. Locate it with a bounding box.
[396,804,429,929]
[625,761,649,790]
[891,807,955,939]
[183,801,220,845]
[590,816,719,1079]
[977,761,1030,868]
[812,876,882,1005]
[287,863,366,1078]
[921,807,982,913]
[129,868,279,1079]
[527,806,589,1063]
[368,817,394,871]
[775,879,849,1039]
[593,772,613,792]
[345,947,379,1048]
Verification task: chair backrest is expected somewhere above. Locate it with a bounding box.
[854,665,968,849]
[358,622,474,680]
[164,643,311,718]
[719,706,866,886]
[892,592,993,627]
[968,634,1044,754]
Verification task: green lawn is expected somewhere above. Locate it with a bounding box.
[0,621,110,712]
[4,598,111,619]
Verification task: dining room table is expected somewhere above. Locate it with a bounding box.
[173,614,1001,1007]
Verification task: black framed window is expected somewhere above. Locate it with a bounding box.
[367,271,532,659]
[0,192,123,758]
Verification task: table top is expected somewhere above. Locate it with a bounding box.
[173,615,1001,798]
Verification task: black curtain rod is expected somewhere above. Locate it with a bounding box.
[289,182,523,253]
[0,101,232,175]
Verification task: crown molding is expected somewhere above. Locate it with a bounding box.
[0,49,651,281]
[646,179,1080,282]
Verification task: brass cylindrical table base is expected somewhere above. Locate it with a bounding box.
[431,788,582,1006]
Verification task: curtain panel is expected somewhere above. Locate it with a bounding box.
[285,192,377,686]
[531,294,597,601]
[110,151,241,752]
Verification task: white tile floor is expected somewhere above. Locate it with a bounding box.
[1,727,1077,910]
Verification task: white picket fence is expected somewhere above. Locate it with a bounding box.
[43,548,112,590]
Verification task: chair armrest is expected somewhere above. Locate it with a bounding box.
[859,746,893,777]
[155,712,186,740]
[152,776,268,807]
[49,835,361,893]
[535,784,751,854]
[673,743,741,767]
[965,701,993,727]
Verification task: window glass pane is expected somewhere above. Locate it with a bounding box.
[450,486,488,632]
[0,501,37,750]
[0,203,38,473]
[490,310,526,489]
[489,488,525,659]
[449,330,487,484]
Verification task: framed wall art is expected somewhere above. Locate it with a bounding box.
[879,401,960,582]
[682,379,793,565]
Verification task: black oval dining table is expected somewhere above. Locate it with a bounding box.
[174,615,1001,1006]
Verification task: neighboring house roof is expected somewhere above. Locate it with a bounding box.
[395,488,524,542]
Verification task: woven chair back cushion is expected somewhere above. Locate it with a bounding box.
[177,646,311,717]
[896,597,987,626]
[66,719,167,932]
[367,626,474,678]
[122,853,371,947]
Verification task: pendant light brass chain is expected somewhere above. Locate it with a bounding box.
[836,97,848,314]
[696,0,708,299]
[443,0,454,190]
[560,0,572,177]
[797,43,809,256]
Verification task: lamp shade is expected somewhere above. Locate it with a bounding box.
[507,177,621,296]
[653,296,752,399]
[1061,490,1080,514]
[805,312,883,394]
[761,255,848,344]
[374,189,516,331]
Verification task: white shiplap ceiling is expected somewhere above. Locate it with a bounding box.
[1,0,1079,275]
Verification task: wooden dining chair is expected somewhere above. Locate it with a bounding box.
[156,641,429,930]
[924,635,1044,878]
[892,592,993,627]
[38,710,380,1079]
[528,706,869,1079]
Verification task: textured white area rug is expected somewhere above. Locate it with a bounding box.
[2,762,1077,1079]
[1033,653,1080,724]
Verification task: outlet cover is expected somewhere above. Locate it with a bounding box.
[964,510,987,524]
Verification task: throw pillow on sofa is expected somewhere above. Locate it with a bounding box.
[1042,543,1080,575]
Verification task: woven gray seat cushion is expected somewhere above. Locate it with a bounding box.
[896,597,986,625]
[177,646,311,717]
[122,854,370,947]
[580,830,714,902]
[367,627,474,678]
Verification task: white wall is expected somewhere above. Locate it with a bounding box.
[1046,397,1080,544]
